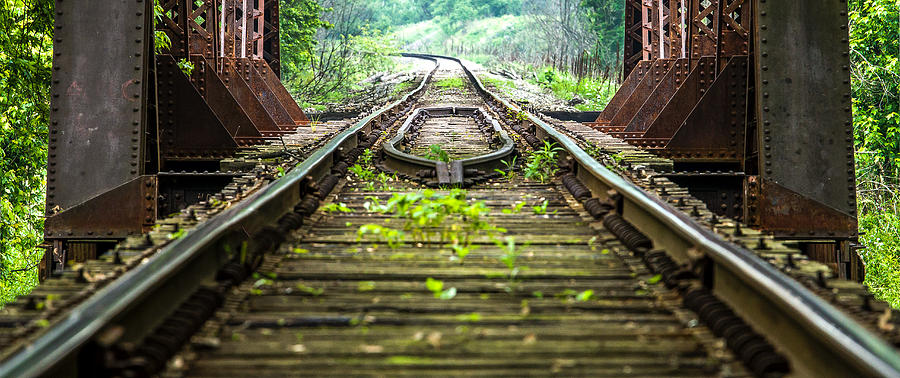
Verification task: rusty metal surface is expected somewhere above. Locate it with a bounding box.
[747,177,857,238]
[754,0,857,219]
[624,58,691,132]
[187,0,217,58]
[690,0,719,59]
[641,57,717,139]
[594,61,651,124]
[219,58,284,135]
[623,0,644,76]
[233,58,295,126]
[46,0,152,213]
[45,176,157,239]
[263,0,281,76]
[660,56,748,161]
[609,59,674,126]
[157,55,239,160]
[254,60,309,124]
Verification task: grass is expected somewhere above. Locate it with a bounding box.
[528,66,619,111]
[480,75,516,91]
[391,81,414,96]
[859,211,900,307]
[857,163,900,307]
[480,65,619,112]
[299,102,327,112]
[433,78,465,89]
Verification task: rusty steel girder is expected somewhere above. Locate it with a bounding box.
[751,0,857,238]
[594,0,858,275]
[153,0,309,163]
[45,0,156,240]
[263,0,282,77]
[42,0,311,274]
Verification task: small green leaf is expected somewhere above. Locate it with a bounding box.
[425,277,443,295]
[575,290,594,302]
[647,274,662,285]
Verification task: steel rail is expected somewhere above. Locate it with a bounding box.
[402,53,900,376]
[382,106,515,183]
[0,57,439,378]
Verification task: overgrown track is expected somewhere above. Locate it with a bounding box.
[2,55,900,377]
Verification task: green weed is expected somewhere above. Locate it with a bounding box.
[494,156,517,180]
[531,199,554,215]
[501,201,527,214]
[495,236,526,291]
[425,277,457,299]
[357,224,406,249]
[524,141,563,183]
[358,190,503,261]
[434,77,465,89]
[425,144,450,162]
[322,202,353,213]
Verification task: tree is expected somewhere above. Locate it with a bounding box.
[580,0,624,73]
[850,0,900,177]
[281,0,333,82]
[0,0,54,304]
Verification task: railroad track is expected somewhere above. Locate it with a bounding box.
[2,55,900,377]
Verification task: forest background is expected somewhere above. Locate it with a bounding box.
[0,0,898,306]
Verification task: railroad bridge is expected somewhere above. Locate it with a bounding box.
[1,0,895,377]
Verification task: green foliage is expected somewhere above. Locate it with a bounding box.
[360,148,374,165]
[282,7,399,103]
[523,141,563,183]
[359,190,502,257]
[575,289,594,302]
[494,156,517,180]
[296,283,324,296]
[1,0,53,306]
[392,81,414,96]
[850,0,900,175]
[849,0,900,307]
[433,77,465,89]
[322,202,353,213]
[494,236,525,290]
[480,75,516,91]
[859,211,900,307]
[580,0,625,75]
[425,144,451,162]
[425,277,457,299]
[349,149,377,184]
[280,0,332,75]
[176,59,194,76]
[531,200,554,216]
[357,224,406,249]
[501,201,526,214]
[530,66,618,111]
[153,0,171,53]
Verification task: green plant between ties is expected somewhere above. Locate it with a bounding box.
[425,144,451,163]
[494,156,518,180]
[524,141,563,184]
